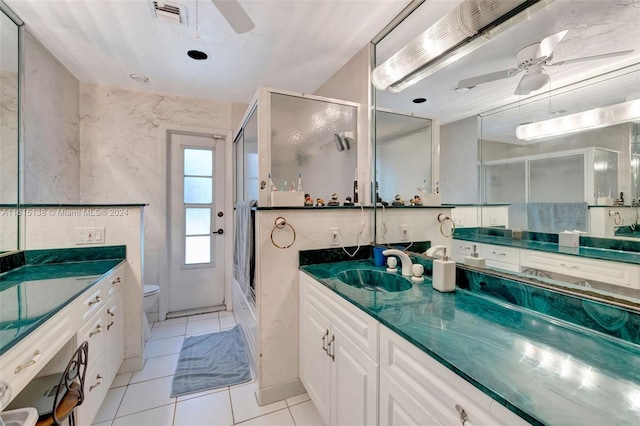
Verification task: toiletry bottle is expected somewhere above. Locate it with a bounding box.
[353,171,358,204]
[425,245,456,292]
[464,245,485,268]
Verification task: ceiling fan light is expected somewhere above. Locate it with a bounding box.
[515,99,640,141]
[372,0,549,93]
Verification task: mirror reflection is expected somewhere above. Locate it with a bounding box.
[0,4,20,254]
[372,0,640,306]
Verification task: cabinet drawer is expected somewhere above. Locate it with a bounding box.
[479,244,520,264]
[520,250,639,288]
[104,263,126,299]
[0,311,74,403]
[452,240,475,257]
[78,349,109,425]
[380,325,527,426]
[80,285,106,321]
[301,272,378,361]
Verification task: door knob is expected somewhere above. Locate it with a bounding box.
[214,229,224,235]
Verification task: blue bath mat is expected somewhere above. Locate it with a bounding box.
[171,325,252,397]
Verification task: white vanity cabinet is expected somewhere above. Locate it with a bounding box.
[452,241,521,272]
[77,264,126,424]
[299,271,530,426]
[299,272,378,426]
[379,325,528,426]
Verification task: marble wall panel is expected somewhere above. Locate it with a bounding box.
[23,31,80,203]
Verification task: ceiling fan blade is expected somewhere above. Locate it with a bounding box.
[457,68,521,90]
[514,71,550,96]
[211,0,255,34]
[547,50,635,67]
[535,30,568,60]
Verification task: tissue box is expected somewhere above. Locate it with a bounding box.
[597,196,613,206]
[271,191,304,207]
[558,231,580,248]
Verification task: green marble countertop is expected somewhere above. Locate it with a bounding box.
[0,259,125,355]
[301,260,640,425]
[454,233,640,265]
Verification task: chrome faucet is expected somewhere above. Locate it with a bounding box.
[382,249,413,276]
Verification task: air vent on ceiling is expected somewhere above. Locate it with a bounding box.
[153,1,187,25]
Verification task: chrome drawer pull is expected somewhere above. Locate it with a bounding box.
[560,263,579,269]
[112,277,122,285]
[14,350,42,374]
[328,335,335,361]
[492,251,507,256]
[107,308,115,317]
[88,295,103,306]
[108,321,115,330]
[90,325,103,337]
[459,245,471,250]
[89,374,103,391]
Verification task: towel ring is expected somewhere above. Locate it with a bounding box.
[271,216,296,249]
[437,214,456,238]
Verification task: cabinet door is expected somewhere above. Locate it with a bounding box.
[299,299,331,424]
[330,325,378,426]
[380,369,439,426]
[106,288,125,379]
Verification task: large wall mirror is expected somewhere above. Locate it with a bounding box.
[372,0,640,302]
[0,1,21,254]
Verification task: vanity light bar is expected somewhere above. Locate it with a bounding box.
[372,0,544,93]
[515,99,640,141]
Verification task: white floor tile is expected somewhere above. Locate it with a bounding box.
[110,372,133,389]
[116,376,176,418]
[185,318,220,335]
[144,335,184,359]
[219,310,234,318]
[289,400,325,426]
[219,315,237,330]
[153,317,187,328]
[112,404,175,426]
[150,323,186,341]
[174,390,234,426]
[94,386,126,423]
[130,353,179,384]
[285,392,310,407]
[187,312,219,322]
[236,408,295,426]
[176,386,228,402]
[230,382,287,424]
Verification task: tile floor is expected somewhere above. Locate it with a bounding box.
[92,311,324,426]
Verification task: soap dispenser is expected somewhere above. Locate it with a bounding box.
[464,245,485,268]
[426,245,456,292]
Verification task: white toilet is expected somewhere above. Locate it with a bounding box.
[143,284,160,341]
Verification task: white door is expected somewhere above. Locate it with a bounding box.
[168,132,226,313]
[300,299,332,424]
[330,325,378,426]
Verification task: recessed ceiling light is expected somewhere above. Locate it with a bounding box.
[129,73,149,84]
[188,50,208,60]
[412,98,427,104]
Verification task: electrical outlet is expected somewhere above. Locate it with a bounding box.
[76,227,105,245]
[454,216,464,226]
[329,228,340,246]
[400,224,409,241]
[490,216,499,225]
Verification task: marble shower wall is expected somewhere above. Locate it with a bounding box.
[23,31,80,203]
[78,84,234,286]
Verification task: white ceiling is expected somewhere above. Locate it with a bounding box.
[375,0,640,126]
[5,0,411,103]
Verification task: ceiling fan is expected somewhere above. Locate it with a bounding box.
[211,0,255,34]
[455,30,634,96]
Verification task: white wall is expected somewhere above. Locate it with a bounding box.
[255,208,371,404]
[23,31,80,203]
[24,206,145,372]
[440,116,479,204]
[78,83,238,289]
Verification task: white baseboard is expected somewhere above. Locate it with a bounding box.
[118,354,144,374]
[257,379,307,406]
